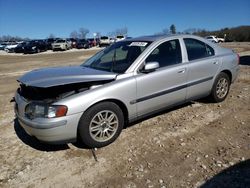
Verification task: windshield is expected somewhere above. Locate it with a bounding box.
[116,36,124,39]
[82,41,151,73]
[55,39,66,43]
[101,36,108,40]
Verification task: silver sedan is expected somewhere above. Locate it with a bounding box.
[14,34,239,148]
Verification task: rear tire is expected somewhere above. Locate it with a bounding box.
[78,102,124,148]
[210,72,230,103]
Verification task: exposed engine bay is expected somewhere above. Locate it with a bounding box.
[18,80,113,102]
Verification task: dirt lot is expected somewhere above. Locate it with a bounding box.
[0,43,249,188]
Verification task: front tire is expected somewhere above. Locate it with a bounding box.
[210,72,230,102]
[78,102,124,148]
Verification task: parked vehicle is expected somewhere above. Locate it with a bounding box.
[14,34,239,148]
[52,39,70,51]
[109,38,115,44]
[14,42,28,53]
[5,42,19,53]
[23,40,47,54]
[46,38,56,50]
[216,37,225,43]
[0,42,8,50]
[115,35,125,42]
[99,36,111,47]
[87,38,96,47]
[205,36,225,43]
[76,39,90,49]
[67,38,78,48]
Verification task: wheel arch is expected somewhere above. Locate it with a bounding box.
[76,98,129,146]
[220,69,232,83]
[77,98,129,130]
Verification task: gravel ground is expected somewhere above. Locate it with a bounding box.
[0,43,249,188]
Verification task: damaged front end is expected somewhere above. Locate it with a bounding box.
[16,65,118,102]
[15,65,117,121]
[13,63,119,143]
[18,80,110,102]
[16,80,114,119]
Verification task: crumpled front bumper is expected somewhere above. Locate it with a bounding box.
[14,92,82,144]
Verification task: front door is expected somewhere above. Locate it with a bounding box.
[134,39,187,116]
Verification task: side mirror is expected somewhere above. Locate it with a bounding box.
[141,62,159,73]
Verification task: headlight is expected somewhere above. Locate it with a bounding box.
[25,103,67,119]
[32,46,36,50]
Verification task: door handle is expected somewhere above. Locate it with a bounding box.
[213,61,219,65]
[177,69,186,73]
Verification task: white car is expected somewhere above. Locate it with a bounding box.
[115,35,125,42]
[205,36,225,43]
[205,36,218,43]
[52,39,70,51]
[99,36,111,47]
[5,42,19,53]
[216,37,225,43]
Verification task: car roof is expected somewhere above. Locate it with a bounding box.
[125,34,188,42]
[125,34,213,43]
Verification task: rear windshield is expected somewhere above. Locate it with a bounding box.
[101,36,108,40]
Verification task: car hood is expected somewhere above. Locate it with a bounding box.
[18,66,117,88]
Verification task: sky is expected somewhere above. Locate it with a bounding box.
[0,0,249,39]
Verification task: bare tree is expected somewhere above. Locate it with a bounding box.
[154,27,169,35]
[162,28,170,34]
[79,28,89,39]
[48,33,55,38]
[70,31,78,39]
[183,28,197,34]
[95,32,101,38]
[115,27,128,36]
[107,31,116,38]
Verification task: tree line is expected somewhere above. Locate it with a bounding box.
[185,25,250,42]
[0,26,128,42]
[1,25,249,42]
[156,25,250,42]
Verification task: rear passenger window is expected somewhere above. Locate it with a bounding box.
[184,38,214,61]
[146,39,182,68]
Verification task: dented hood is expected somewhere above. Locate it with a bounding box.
[18,66,117,88]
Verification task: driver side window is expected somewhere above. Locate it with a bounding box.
[146,39,182,68]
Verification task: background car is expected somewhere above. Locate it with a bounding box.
[0,42,8,50]
[76,39,90,49]
[87,38,96,47]
[216,37,225,43]
[205,36,219,43]
[115,35,125,42]
[51,39,70,51]
[14,42,28,53]
[67,38,77,48]
[4,42,19,53]
[46,38,56,50]
[99,36,111,47]
[23,40,47,54]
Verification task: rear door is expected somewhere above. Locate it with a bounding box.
[183,38,221,100]
[134,39,187,116]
